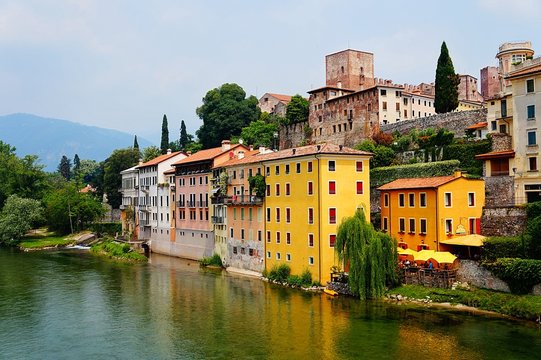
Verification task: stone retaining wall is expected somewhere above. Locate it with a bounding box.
[481,206,527,237]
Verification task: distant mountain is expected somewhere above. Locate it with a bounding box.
[0,113,154,171]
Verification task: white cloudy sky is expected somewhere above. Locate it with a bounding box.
[1,0,540,143]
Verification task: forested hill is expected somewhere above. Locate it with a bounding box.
[0,113,153,171]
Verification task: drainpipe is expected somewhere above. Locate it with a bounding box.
[315,154,322,283]
[435,188,439,252]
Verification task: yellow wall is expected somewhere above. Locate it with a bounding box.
[265,154,370,283]
[380,176,485,251]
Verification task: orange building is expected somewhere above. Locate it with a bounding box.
[378,171,485,251]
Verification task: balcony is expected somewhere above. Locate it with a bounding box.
[211,197,225,205]
[139,205,152,212]
[140,219,150,226]
[197,201,209,208]
[211,216,224,224]
[140,185,150,193]
[224,195,263,206]
[177,201,185,208]
[187,201,196,208]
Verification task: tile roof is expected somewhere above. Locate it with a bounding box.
[307,86,356,94]
[163,168,175,175]
[475,150,515,160]
[467,122,488,130]
[266,93,292,103]
[214,143,372,168]
[136,151,185,168]
[507,63,541,79]
[171,144,245,166]
[377,176,456,190]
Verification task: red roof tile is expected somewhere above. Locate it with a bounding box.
[467,122,488,130]
[171,144,246,166]
[475,150,515,160]
[377,176,456,190]
[266,93,292,103]
[136,151,185,168]
[507,63,541,79]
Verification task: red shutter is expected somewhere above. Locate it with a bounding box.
[329,234,336,247]
[329,181,336,194]
[329,208,336,224]
[356,161,363,172]
[356,181,363,194]
[476,218,481,234]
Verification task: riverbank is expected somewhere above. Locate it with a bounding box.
[90,240,147,262]
[18,230,83,250]
[386,284,541,322]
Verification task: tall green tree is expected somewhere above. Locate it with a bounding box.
[238,119,278,148]
[196,83,260,149]
[285,94,309,124]
[161,114,169,154]
[179,120,189,151]
[58,155,71,181]
[133,135,139,150]
[434,41,460,113]
[103,148,140,209]
[335,207,398,299]
[0,195,44,245]
[142,146,161,162]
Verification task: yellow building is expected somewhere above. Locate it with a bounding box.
[378,171,484,252]
[262,143,371,284]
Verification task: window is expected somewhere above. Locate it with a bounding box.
[266,231,271,242]
[527,79,535,93]
[381,89,387,96]
[307,162,313,172]
[328,160,336,171]
[276,232,280,244]
[249,208,253,221]
[329,208,336,224]
[444,192,452,207]
[286,253,291,261]
[329,181,336,194]
[240,208,244,220]
[399,193,405,207]
[399,218,405,233]
[382,217,388,231]
[308,208,314,224]
[308,181,313,195]
[286,232,291,245]
[528,130,537,145]
[409,218,415,234]
[420,219,427,234]
[285,183,290,196]
[408,193,415,207]
[276,208,280,222]
[266,167,270,176]
[329,234,336,247]
[266,184,270,197]
[275,184,280,196]
[308,234,314,247]
[286,208,291,223]
[356,181,363,194]
[530,157,538,171]
[275,165,280,175]
[419,193,426,207]
[266,207,270,222]
[384,193,389,207]
[296,163,301,173]
[528,105,536,119]
[267,251,271,259]
[230,228,234,238]
[383,101,387,111]
[308,256,314,265]
[469,218,479,235]
[396,102,400,111]
[445,219,453,234]
[233,247,237,254]
[285,164,290,174]
[501,99,508,117]
[468,192,475,207]
[491,121,497,131]
[241,229,245,240]
[356,161,363,172]
[258,230,262,241]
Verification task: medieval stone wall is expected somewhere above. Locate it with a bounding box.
[481,206,527,237]
[380,108,487,137]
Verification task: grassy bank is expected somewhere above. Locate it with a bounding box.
[19,232,75,250]
[90,240,147,262]
[387,285,541,322]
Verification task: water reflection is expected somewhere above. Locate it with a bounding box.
[0,249,540,360]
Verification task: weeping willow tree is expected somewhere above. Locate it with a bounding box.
[335,206,399,299]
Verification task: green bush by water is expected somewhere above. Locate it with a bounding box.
[200,254,223,267]
[91,240,147,262]
[482,258,541,294]
[483,236,525,260]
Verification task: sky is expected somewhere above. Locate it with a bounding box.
[1,0,540,144]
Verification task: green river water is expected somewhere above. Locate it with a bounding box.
[0,248,540,360]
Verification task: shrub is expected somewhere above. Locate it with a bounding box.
[300,269,312,287]
[90,240,146,262]
[200,253,223,267]
[287,275,303,287]
[442,139,491,177]
[89,222,122,236]
[483,236,524,260]
[267,263,291,283]
[370,160,460,188]
[482,258,541,294]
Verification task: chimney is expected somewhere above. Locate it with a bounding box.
[317,145,321,151]
[259,146,266,153]
[187,151,192,156]
[221,140,231,152]
[339,145,343,151]
[238,151,245,159]
[167,149,172,155]
[292,149,296,155]
[454,170,462,178]
[249,144,254,151]
[138,159,143,166]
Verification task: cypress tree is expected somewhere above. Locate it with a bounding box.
[58,155,72,181]
[160,114,169,154]
[133,135,139,150]
[179,120,188,151]
[434,41,460,113]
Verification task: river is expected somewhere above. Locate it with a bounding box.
[0,248,540,359]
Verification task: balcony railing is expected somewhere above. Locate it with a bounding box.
[211,197,225,205]
[187,201,196,208]
[224,195,263,205]
[211,216,224,224]
[177,201,185,208]
[197,201,209,208]
[140,219,150,226]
